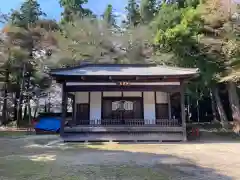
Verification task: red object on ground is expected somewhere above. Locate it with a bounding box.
[192,128,195,136]
[191,127,200,137]
[195,128,199,137]
[31,119,37,126]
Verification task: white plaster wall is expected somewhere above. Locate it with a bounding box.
[75,91,158,125]
[143,92,156,124]
[123,92,142,97]
[103,92,122,97]
[75,92,89,103]
[156,92,168,103]
[90,92,102,124]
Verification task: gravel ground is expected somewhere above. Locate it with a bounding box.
[0,135,239,180]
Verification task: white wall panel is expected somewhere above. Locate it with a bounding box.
[90,92,101,124]
[143,92,155,124]
[103,92,122,97]
[123,92,142,97]
[75,92,89,103]
[156,92,168,103]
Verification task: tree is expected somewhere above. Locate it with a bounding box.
[10,0,45,29]
[6,0,60,125]
[152,0,240,132]
[0,12,8,24]
[197,0,240,132]
[103,4,116,27]
[153,1,231,127]
[53,16,156,67]
[125,0,141,27]
[211,2,240,133]
[140,0,157,23]
[59,0,95,23]
[1,0,59,125]
[53,18,126,65]
[150,2,182,32]
[2,23,58,125]
[0,35,11,125]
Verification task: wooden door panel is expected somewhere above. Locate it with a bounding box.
[76,104,89,125]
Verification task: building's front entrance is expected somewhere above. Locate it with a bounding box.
[102,97,143,125]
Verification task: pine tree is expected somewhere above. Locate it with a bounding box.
[125,0,141,27]
[11,0,45,28]
[59,0,95,23]
[3,0,59,125]
[140,0,157,23]
[103,4,116,27]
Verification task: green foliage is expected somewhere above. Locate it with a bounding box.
[184,0,200,8]
[153,2,226,93]
[59,0,95,23]
[151,3,182,31]
[125,0,141,27]
[59,0,88,8]
[140,0,158,23]
[10,0,45,28]
[103,4,116,27]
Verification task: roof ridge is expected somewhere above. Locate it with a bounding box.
[157,65,198,72]
[51,63,199,77]
[50,63,157,72]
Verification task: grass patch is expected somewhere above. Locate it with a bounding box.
[0,131,28,137]
[213,132,240,140]
[0,158,167,180]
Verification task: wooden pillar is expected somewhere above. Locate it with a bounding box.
[167,93,171,120]
[61,82,67,137]
[180,82,187,141]
[72,93,76,125]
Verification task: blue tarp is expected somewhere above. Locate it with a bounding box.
[35,117,61,132]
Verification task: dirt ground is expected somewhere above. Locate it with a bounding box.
[0,135,239,180]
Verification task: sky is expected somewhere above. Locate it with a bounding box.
[0,0,128,21]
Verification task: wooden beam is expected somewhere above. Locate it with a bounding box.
[64,126,183,133]
[65,85,181,93]
[180,82,187,141]
[61,82,67,137]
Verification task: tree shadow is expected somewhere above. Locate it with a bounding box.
[78,146,233,180]
[1,136,235,179]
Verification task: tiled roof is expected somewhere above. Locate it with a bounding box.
[51,64,198,77]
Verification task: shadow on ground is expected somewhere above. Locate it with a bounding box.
[0,136,235,180]
[83,144,232,180]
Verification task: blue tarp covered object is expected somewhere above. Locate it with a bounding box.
[35,117,61,132]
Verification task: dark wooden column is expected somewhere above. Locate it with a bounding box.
[180,82,187,141]
[61,82,67,137]
[72,94,76,125]
[167,93,172,120]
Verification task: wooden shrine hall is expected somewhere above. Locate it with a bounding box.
[50,64,198,142]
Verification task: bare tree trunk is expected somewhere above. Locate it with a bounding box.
[44,100,47,112]
[33,99,39,118]
[23,105,27,121]
[13,91,19,121]
[27,95,31,127]
[48,92,51,112]
[213,87,228,129]
[26,75,31,126]
[17,64,26,127]
[210,88,217,122]
[227,82,240,134]
[2,69,9,125]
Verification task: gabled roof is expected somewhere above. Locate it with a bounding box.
[51,64,198,77]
